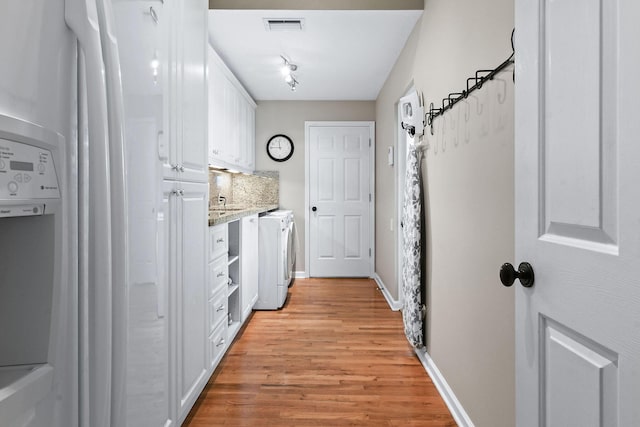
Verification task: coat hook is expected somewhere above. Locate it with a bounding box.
[423,28,515,132]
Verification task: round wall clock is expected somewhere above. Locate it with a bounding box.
[266,134,294,162]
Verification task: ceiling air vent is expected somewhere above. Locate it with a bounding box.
[263,18,305,32]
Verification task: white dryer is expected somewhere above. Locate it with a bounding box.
[255,210,296,309]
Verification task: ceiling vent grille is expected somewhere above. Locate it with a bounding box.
[263,18,305,32]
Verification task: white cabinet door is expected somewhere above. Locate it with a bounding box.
[228,79,241,165]
[127,181,177,427]
[164,0,207,183]
[208,48,225,164]
[515,0,640,425]
[238,98,248,168]
[247,105,255,171]
[238,101,255,171]
[177,0,208,183]
[176,181,209,421]
[240,214,259,321]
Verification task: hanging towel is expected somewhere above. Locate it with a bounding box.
[402,143,424,348]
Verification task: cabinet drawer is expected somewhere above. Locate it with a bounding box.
[208,321,228,370]
[209,286,227,334]
[209,223,228,262]
[209,255,228,298]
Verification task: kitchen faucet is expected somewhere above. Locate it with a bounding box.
[218,194,227,209]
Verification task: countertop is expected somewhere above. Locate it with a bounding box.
[208,204,279,226]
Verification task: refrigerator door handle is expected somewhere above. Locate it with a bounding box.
[94,0,129,425]
[65,1,113,426]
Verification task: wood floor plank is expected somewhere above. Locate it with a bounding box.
[184,278,457,426]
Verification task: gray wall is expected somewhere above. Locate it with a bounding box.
[255,101,376,274]
[375,0,515,426]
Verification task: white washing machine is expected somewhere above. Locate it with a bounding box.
[255,210,296,310]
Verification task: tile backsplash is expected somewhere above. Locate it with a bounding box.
[209,169,279,207]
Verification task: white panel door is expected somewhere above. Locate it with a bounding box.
[515,0,640,425]
[309,124,372,277]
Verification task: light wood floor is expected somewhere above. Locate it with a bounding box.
[184,278,456,426]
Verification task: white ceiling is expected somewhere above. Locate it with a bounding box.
[207,9,422,101]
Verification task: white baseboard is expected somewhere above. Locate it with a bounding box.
[373,273,402,311]
[294,271,307,279]
[414,348,475,427]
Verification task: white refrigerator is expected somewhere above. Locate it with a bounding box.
[0,0,207,426]
[0,0,126,425]
[0,0,128,426]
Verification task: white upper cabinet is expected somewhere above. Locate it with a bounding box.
[161,0,208,183]
[207,45,256,173]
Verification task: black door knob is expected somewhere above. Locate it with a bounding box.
[311,206,317,212]
[500,262,535,288]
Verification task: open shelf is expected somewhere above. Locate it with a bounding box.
[228,283,239,296]
[225,219,242,344]
[227,321,241,342]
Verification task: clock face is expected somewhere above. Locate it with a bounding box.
[266,134,294,162]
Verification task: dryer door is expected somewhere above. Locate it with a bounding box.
[286,221,295,277]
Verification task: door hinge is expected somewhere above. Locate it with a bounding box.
[369,193,372,202]
[369,248,372,257]
[369,138,371,147]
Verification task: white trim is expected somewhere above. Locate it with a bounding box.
[304,121,376,278]
[294,271,307,279]
[414,348,475,427]
[373,273,402,311]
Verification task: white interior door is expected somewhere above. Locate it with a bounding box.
[515,1,640,425]
[308,123,373,277]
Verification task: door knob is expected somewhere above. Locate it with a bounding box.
[500,262,534,288]
[311,206,317,212]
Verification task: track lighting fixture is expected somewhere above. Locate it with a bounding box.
[280,56,299,91]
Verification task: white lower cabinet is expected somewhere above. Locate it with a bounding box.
[163,181,209,423]
[208,222,230,371]
[206,214,260,371]
[208,321,228,370]
[241,214,259,321]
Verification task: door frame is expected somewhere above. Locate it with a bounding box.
[304,121,376,278]
[395,83,415,306]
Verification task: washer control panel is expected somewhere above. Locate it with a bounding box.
[0,138,60,199]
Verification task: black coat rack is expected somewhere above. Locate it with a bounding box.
[425,29,515,135]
